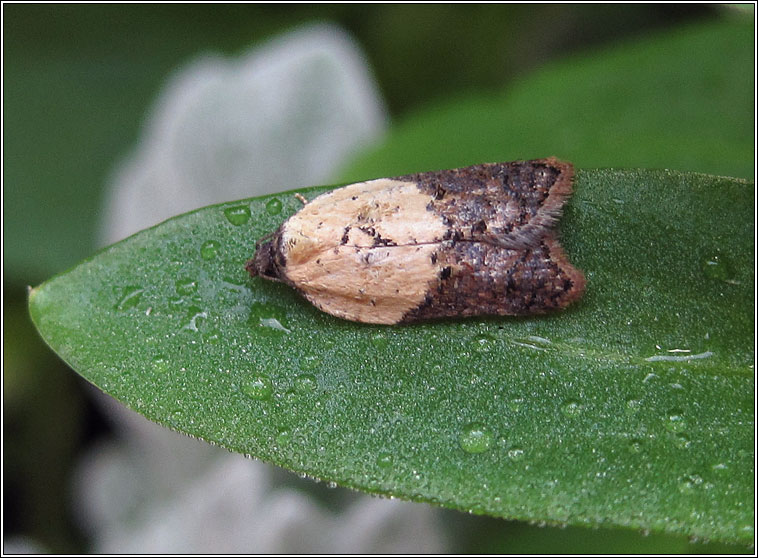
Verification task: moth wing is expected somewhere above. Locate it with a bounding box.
[403,157,574,250]
[281,178,448,268]
[283,243,441,325]
[401,233,585,323]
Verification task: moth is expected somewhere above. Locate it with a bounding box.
[246,157,585,325]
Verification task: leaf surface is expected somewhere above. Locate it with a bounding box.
[29,168,754,544]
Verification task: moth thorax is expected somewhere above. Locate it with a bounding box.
[247,239,282,281]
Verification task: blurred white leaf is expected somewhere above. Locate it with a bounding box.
[81,23,448,553]
[101,23,387,244]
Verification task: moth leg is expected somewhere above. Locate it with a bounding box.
[294,193,308,205]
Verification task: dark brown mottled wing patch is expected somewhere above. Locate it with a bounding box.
[400,157,573,249]
[398,158,583,322]
[401,234,585,323]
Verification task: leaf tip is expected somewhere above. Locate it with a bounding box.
[26,283,47,329]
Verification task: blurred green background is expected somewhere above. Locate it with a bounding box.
[3,4,753,553]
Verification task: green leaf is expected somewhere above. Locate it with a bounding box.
[341,19,754,182]
[29,167,753,544]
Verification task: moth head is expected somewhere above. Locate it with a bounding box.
[245,235,284,282]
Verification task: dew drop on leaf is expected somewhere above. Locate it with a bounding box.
[151,355,169,374]
[184,306,207,332]
[265,198,283,216]
[275,428,292,446]
[203,329,221,345]
[711,462,729,473]
[200,240,221,260]
[376,452,393,468]
[701,253,735,283]
[665,409,688,432]
[507,398,524,413]
[512,335,552,351]
[114,286,144,311]
[628,438,644,454]
[507,447,525,460]
[459,422,494,454]
[299,355,320,371]
[294,373,318,394]
[175,278,198,296]
[561,399,584,418]
[370,331,390,349]
[248,302,291,335]
[678,473,704,493]
[625,399,642,414]
[241,374,273,401]
[674,433,691,449]
[472,333,496,353]
[224,204,251,226]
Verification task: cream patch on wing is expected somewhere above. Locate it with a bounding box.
[280,178,448,267]
[284,243,441,324]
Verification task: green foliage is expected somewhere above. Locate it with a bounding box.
[30,167,754,544]
[342,19,754,182]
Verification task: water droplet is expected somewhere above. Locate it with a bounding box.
[200,240,221,260]
[628,438,644,453]
[115,286,144,311]
[275,428,292,446]
[625,399,642,414]
[701,253,735,283]
[184,306,207,332]
[224,204,251,226]
[512,335,552,351]
[508,398,524,413]
[507,447,525,460]
[561,399,584,418]
[377,452,393,468]
[204,329,221,344]
[711,462,729,473]
[259,317,290,333]
[168,408,184,426]
[370,332,390,350]
[294,373,318,394]
[645,351,713,363]
[152,355,169,373]
[241,375,273,401]
[265,198,283,216]
[472,333,496,353]
[248,302,291,335]
[176,278,198,296]
[665,409,687,432]
[459,422,494,454]
[300,355,320,371]
[678,473,703,493]
[674,433,691,449]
